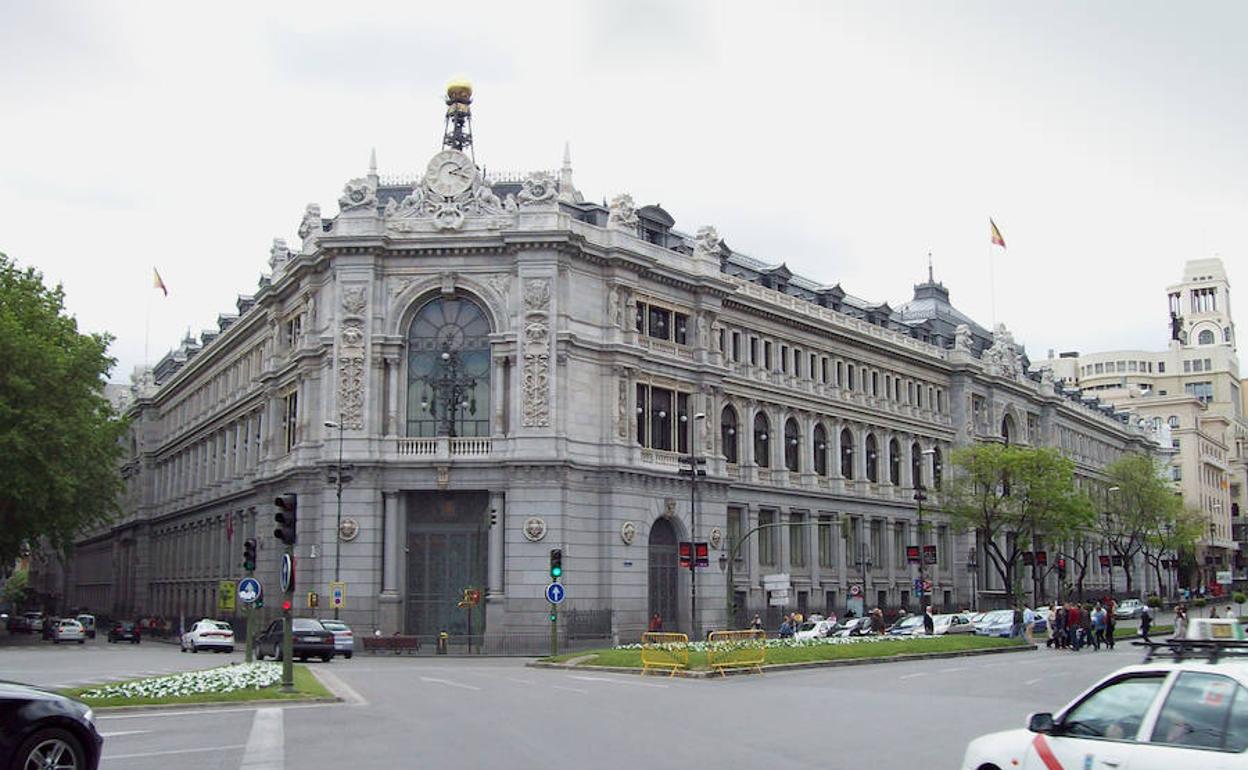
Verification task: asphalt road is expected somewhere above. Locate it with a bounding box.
[3,631,1151,770]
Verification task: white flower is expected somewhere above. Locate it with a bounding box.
[80,662,283,700]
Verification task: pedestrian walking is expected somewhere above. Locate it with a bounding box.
[1054,604,1068,649]
[1091,604,1106,650]
[1045,604,1058,649]
[750,613,764,631]
[1104,596,1116,650]
[1079,604,1093,651]
[1226,606,1236,620]
[1022,606,1037,644]
[1011,606,1025,640]
[870,608,886,635]
[1173,605,1188,639]
[1139,603,1152,642]
[648,613,663,632]
[923,605,935,636]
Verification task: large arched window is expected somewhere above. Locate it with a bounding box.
[911,442,923,488]
[865,434,879,482]
[753,412,771,468]
[813,424,828,476]
[1198,329,1215,345]
[784,418,800,472]
[406,295,492,437]
[840,428,854,479]
[1001,413,1015,445]
[721,406,739,464]
[888,438,901,485]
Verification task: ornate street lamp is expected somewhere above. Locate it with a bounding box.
[415,342,478,437]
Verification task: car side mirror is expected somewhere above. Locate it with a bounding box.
[1028,712,1055,734]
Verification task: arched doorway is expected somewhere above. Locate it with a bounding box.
[648,518,679,632]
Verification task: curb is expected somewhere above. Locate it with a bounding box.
[88,696,340,714]
[528,642,1037,679]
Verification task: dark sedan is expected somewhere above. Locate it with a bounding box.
[254,618,335,662]
[0,680,103,770]
[107,621,141,644]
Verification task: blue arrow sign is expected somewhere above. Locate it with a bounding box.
[280,553,294,593]
[238,577,262,604]
[545,583,566,604]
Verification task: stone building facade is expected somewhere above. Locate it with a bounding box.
[66,99,1159,642]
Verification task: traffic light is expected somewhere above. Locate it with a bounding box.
[242,538,257,571]
[308,592,319,608]
[549,549,563,580]
[274,494,298,545]
[281,598,292,613]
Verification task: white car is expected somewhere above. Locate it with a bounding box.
[319,619,355,659]
[934,613,976,636]
[962,635,1248,769]
[793,619,836,642]
[180,619,235,653]
[1114,598,1144,620]
[52,618,86,644]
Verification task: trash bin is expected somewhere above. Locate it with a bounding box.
[436,631,448,655]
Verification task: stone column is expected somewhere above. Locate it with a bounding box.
[778,510,792,573]
[381,491,399,594]
[385,354,400,437]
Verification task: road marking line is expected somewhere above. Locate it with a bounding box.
[419,676,481,691]
[1024,677,1044,685]
[568,675,668,689]
[96,702,339,720]
[312,669,368,706]
[939,667,967,673]
[240,707,284,770]
[552,685,588,694]
[105,744,246,760]
[100,730,150,738]
[506,677,537,685]
[899,672,927,680]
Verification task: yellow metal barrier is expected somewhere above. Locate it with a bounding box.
[706,629,766,676]
[640,632,689,676]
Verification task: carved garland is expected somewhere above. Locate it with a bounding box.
[521,278,552,428]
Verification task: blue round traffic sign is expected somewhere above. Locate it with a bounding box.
[545,583,566,604]
[280,553,294,593]
[238,577,262,604]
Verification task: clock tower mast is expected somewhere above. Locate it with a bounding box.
[442,79,475,161]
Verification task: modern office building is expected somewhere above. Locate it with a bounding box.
[63,85,1158,644]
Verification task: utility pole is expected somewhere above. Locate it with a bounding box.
[323,419,350,620]
[678,413,707,640]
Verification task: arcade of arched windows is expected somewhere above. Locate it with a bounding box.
[716,398,949,491]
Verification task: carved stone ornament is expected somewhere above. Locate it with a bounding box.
[338,518,360,542]
[693,225,723,258]
[616,378,628,438]
[523,516,548,542]
[709,527,723,550]
[340,319,365,349]
[663,498,677,518]
[338,176,377,212]
[607,287,621,328]
[338,355,365,430]
[486,273,511,305]
[607,193,639,231]
[516,171,558,207]
[521,278,552,428]
[298,203,322,249]
[342,286,367,317]
[620,521,637,546]
[1040,367,1055,386]
[954,324,974,354]
[384,149,516,233]
[268,238,290,271]
[983,323,1023,380]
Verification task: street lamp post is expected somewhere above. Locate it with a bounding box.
[324,419,347,620]
[415,342,478,437]
[967,547,979,611]
[679,413,707,640]
[914,447,936,612]
[1106,486,1120,600]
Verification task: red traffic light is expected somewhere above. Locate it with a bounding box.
[281,599,292,612]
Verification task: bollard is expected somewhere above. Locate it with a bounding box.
[436,630,448,655]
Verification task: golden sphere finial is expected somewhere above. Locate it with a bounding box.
[446,78,473,103]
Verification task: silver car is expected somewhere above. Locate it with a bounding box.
[319,619,355,659]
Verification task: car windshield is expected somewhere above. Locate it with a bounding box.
[211,621,233,631]
[292,619,325,631]
[898,617,923,628]
[797,622,817,632]
[984,610,1013,623]
[321,621,347,631]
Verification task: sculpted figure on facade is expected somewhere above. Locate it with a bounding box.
[298,203,322,251]
[268,238,290,272]
[954,323,974,354]
[486,273,511,307]
[521,278,552,428]
[607,286,621,328]
[338,176,378,213]
[607,193,639,231]
[696,312,709,349]
[386,149,516,233]
[983,323,1023,380]
[342,286,367,317]
[693,225,723,259]
[516,171,558,208]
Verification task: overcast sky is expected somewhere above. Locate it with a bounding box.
[2,1,1245,383]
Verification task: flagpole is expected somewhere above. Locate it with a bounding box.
[988,239,997,329]
[144,273,152,367]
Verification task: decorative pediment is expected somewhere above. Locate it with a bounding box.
[383,149,517,233]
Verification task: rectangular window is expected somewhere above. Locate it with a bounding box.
[764,341,773,371]
[847,364,855,391]
[732,331,741,361]
[870,519,885,571]
[789,512,806,567]
[282,390,299,453]
[1185,381,1214,405]
[1095,363,1104,374]
[635,302,645,333]
[759,510,777,566]
[894,521,907,568]
[818,515,834,567]
[674,312,689,345]
[1128,361,1138,372]
[749,336,758,365]
[780,344,789,373]
[836,360,844,387]
[676,392,690,454]
[650,387,673,450]
[820,357,828,383]
[809,353,817,380]
[635,384,648,446]
[647,306,671,341]
[916,383,924,408]
[1158,361,1165,373]
[938,525,950,571]
[1184,360,1192,373]
[727,507,745,563]
[871,371,879,396]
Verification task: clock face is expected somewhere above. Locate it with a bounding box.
[425,150,476,197]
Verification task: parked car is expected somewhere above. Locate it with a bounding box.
[887,616,925,636]
[76,614,96,639]
[23,612,45,634]
[831,616,875,637]
[107,621,141,644]
[961,633,1248,769]
[793,619,837,642]
[52,619,86,644]
[254,618,335,662]
[319,619,356,659]
[932,613,976,636]
[0,681,103,770]
[180,619,235,653]
[1114,598,1144,619]
[973,609,1019,638]
[41,616,62,641]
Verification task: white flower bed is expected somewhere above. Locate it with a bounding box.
[619,634,946,652]
[80,662,282,700]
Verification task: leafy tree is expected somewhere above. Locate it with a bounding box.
[2,568,28,607]
[1143,505,1203,598]
[945,443,1091,608]
[0,253,125,565]
[1099,453,1183,595]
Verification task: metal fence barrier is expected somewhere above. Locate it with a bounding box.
[640,632,689,676]
[706,629,766,676]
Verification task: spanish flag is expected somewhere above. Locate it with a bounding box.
[990,218,1006,249]
[153,268,168,296]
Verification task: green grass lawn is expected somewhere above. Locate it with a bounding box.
[1113,624,1174,640]
[547,635,1024,670]
[61,664,332,708]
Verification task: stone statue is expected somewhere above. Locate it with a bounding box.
[693,225,723,257]
[608,193,639,231]
[517,171,558,207]
[983,323,1023,380]
[338,176,377,212]
[954,324,974,353]
[297,203,322,247]
[608,287,621,327]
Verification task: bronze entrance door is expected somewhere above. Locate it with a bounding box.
[648,518,679,633]
[404,491,488,636]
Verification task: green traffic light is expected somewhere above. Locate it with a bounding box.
[551,566,562,577]
[549,613,557,622]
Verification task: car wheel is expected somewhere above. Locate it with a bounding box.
[190,642,198,653]
[53,639,60,645]
[321,654,332,662]
[345,652,352,660]
[298,655,307,662]
[133,639,140,644]
[15,727,87,770]
[254,645,264,661]
[78,639,84,645]
[225,647,234,654]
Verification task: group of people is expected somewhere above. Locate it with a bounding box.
[1043,600,1122,651]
